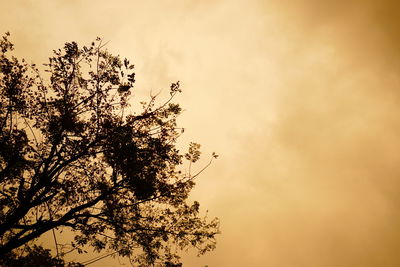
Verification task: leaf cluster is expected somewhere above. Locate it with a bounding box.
[0,245,83,267]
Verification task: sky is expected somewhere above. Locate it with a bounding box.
[1,0,400,266]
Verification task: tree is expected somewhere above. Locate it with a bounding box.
[0,32,219,265]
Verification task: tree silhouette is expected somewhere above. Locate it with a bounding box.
[0,32,219,265]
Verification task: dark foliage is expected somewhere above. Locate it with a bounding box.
[0,32,219,266]
[0,245,83,267]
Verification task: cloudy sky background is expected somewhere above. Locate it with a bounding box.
[1,0,400,266]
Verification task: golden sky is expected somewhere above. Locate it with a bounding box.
[2,0,400,266]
